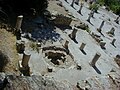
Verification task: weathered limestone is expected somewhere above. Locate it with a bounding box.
[22,51,31,68]
[111,39,116,46]
[107,27,115,36]
[63,40,69,50]
[16,40,25,53]
[100,41,106,49]
[79,43,86,51]
[90,52,101,66]
[97,21,105,33]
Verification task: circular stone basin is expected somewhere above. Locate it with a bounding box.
[42,46,75,68]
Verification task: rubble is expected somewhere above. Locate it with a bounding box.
[91,32,103,43]
[0,73,73,90]
[16,40,25,53]
[53,14,72,26]
[74,22,88,30]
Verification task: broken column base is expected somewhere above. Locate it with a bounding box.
[77,63,81,70]
[100,41,106,49]
[20,67,30,76]
[48,67,53,72]
[19,60,30,76]
[47,66,55,72]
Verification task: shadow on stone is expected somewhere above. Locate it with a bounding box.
[93,66,101,74]
[69,34,78,44]
[87,20,94,26]
[55,25,72,31]
[80,50,86,55]
[22,17,60,42]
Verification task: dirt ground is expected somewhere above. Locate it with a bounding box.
[0,28,19,75]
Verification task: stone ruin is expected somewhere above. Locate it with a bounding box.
[53,14,72,26]
[42,46,74,68]
[91,32,103,43]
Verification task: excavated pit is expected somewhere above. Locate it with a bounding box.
[42,46,74,68]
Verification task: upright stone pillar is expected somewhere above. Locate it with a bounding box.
[87,10,94,23]
[79,43,86,51]
[114,15,120,24]
[71,0,75,7]
[100,41,106,49]
[63,40,69,50]
[97,21,105,33]
[107,27,115,36]
[77,63,81,70]
[91,10,95,18]
[69,28,78,43]
[15,15,23,31]
[90,52,101,66]
[15,15,23,40]
[111,39,116,46]
[69,28,77,40]
[22,51,31,68]
[78,2,84,15]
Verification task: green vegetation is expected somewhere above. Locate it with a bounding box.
[85,27,91,33]
[97,0,120,14]
[89,3,99,13]
[30,42,39,53]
